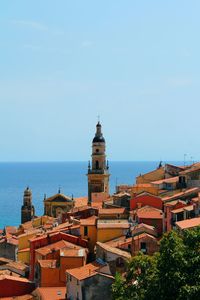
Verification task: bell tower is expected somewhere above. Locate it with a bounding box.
[87,121,110,204]
[21,187,35,224]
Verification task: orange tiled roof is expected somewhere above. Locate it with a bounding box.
[0,274,31,283]
[38,259,57,268]
[60,248,87,257]
[171,205,194,214]
[6,261,28,271]
[162,187,199,202]
[180,162,200,175]
[99,208,126,215]
[136,206,163,219]
[80,216,98,226]
[74,196,88,207]
[105,236,132,249]
[132,232,157,241]
[97,220,129,229]
[96,242,131,259]
[35,240,81,257]
[35,287,66,300]
[66,261,102,281]
[152,176,179,185]
[91,202,103,209]
[176,217,200,230]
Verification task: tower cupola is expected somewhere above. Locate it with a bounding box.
[92,122,105,143]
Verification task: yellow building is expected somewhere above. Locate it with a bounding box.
[17,229,40,264]
[44,192,75,218]
[80,216,98,253]
[97,220,130,243]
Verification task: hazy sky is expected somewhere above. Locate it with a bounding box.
[0,1,200,162]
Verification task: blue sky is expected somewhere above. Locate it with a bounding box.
[0,0,199,162]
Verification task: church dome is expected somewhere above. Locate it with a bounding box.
[93,136,105,143]
[92,122,105,143]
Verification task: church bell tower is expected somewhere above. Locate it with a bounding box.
[21,187,35,224]
[87,121,110,204]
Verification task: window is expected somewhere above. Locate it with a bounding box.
[140,242,147,254]
[95,160,99,169]
[84,226,88,236]
[96,149,99,153]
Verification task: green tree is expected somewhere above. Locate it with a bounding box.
[112,227,200,300]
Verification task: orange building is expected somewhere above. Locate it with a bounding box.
[130,192,163,210]
[35,244,87,287]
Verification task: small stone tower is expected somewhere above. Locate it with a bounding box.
[87,121,110,204]
[21,187,35,224]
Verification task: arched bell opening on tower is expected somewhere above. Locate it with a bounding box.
[95,160,99,169]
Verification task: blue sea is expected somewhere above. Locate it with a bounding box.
[0,161,181,229]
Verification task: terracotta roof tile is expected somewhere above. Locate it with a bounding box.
[74,197,88,207]
[38,260,57,268]
[97,219,129,229]
[96,242,131,259]
[176,217,200,230]
[162,187,199,202]
[66,261,103,281]
[35,287,66,300]
[80,216,98,226]
[35,240,82,257]
[136,206,163,219]
[99,208,126,215]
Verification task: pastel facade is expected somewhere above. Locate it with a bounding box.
[97,220,130,243]
[44,193,75,218]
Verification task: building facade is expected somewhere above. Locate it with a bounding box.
[87,122,110,204]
